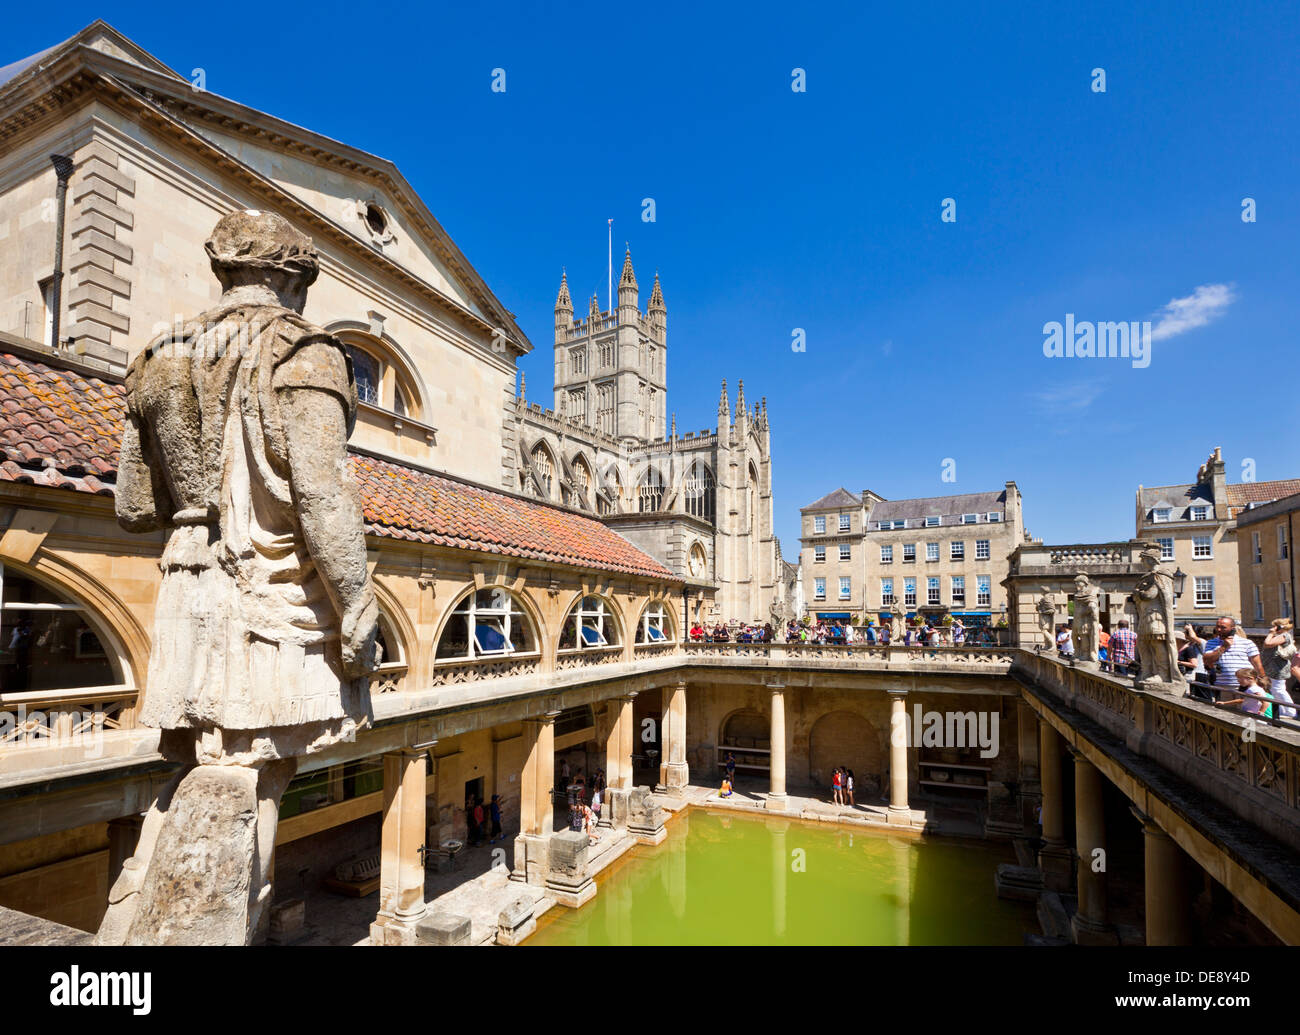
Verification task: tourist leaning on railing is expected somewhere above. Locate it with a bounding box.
[1262,618,1297,719]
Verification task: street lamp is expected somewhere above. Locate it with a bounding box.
[1172,567,1187,601]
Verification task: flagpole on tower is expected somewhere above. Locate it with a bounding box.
[607,218,613,314]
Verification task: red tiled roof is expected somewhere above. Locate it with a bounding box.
[0,349,676,582]
[1226,480,1300,517]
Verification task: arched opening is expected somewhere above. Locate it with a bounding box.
[684,461,716,523]
[599,467,623,516]
[0,562,122,692]
[434,587,538,660]
[570,455,593,510]
[809,710,883,800]
[638,466,664,513]
[530,443,556,500]
[335,331,423,419]
[558,595,621,651]
[635,599,675,643]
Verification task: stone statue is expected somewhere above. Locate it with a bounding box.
[888,604,904,644]
[768,594,788,642]
[1073,573,1100,666]
[1035,590,1056,648]
[1133,547,1180,688]
[98,211,379,945]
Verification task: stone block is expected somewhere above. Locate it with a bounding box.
[496,896,536,946]
[549,829,588,877]
[416,912,472,946]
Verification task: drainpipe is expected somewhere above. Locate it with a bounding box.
[49,154,75,350]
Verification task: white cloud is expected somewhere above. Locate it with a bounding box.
[1149,283,1235,342]
[1032,381,1102,413]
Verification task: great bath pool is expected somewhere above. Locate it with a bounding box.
[527,808,1034,945]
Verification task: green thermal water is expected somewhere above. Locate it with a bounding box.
[527,808,1033,946]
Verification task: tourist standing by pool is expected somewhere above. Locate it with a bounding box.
[845,769,855,807]
[831,767,842,805]
[488,794,503,844]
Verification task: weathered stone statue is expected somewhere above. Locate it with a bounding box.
[888,604,904,644]
[1035,590,1056,649]
[768,594,787,642]
[1073,573,1100,667]
[1133,547,1180,689]
[97,210,379,945]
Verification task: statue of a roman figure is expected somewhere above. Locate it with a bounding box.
[1035,590,1056,648]
[1133,547,1180,687]
[1073,573,1100,666]
[98,210,379,945]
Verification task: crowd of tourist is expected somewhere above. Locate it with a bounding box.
[690,616,1005,646]
[1054,613,1299,723]
[558,757,606,845]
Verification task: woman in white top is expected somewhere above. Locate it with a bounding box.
[1056,626,1075,657]
[1263,619,1297,719]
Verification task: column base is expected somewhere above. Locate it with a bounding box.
[658,761,689,797]
[1070,912,1120,946]
[765,793,788,812]
[1038,840,1074,893]
[510,833,551,886]
[369,910,427,946]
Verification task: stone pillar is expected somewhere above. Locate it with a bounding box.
[603,694,635,829]
[1134,807,1193,946]
[620,692,636,789]
[658,680,689,796]
[767,683,787,808]
[512,712,558,885]
[370,748,429,945]
[604,698,626,792]
[1071,749,1117,945]
[1016,699,1042,832]
[1037,719,1073,891]
[887,693,910,822]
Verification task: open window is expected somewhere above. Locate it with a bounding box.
[636,600,675,644]
[435,588,537,660]
[558,596,620,651]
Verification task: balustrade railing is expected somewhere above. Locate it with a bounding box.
[0,685,137,751]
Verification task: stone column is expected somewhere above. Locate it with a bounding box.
[1134,807,1193,946]
[370,748,429,946]
[603,698,626,792]
[1071,749,1117,945]
[603,694,635,829]
[512,712,558,885]
[767,683,787,809]
[1037,719,1073,891]
[887,693,911,822]
[658,680,689,796]
[619,692,636,789]
[1016,699,1042,832]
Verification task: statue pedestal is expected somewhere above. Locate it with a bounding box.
[1139,677,1184,695]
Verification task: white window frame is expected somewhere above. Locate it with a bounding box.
[1282,582,1292,620]
[1193,576,1215,608]
[814,578,826,601]
[881,578,894,606]
[926,577,941,606]
[903,578,916,607]
[986,512,1001,522]
[975,539,991,561]
[925,542,939,562]
[438,587,536,660]
[1252,531,1261,563]
[924,515,940,528]
[902,543,916,562]
[814,515,826,534]
[637,600,673,643]
[951,575,965,605]
[976,575,991,607]
[1280,525,1290,560]
[1253,584,1264,622]
[1192,535,1213,559]
[839,576,851,600]
[838,513,851,532]
[1156,536,1175,562]
[1152,508,1172,523]
[880,544,893,564]
[950,541,965,561]
[814,545,826,563]
[560,595,619,651]
[838,543,851,562]
[1190,505,1208,521]
[961,513,979,525]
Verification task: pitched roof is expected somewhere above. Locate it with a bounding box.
[871,489,1007,525]
[802,488,860,512]
[0,347,675,582]
[1138,479,1300,520]
[1226,480,1300,517]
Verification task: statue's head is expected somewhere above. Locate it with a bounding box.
[1074,573,1090,591]
[1139,547,1160,570]
[205,210,319,312]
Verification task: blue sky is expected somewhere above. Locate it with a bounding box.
[13,2,1299,550]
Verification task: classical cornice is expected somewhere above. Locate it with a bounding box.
[0,44,532,361]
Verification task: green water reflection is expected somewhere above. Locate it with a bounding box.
[527,808,1033,946]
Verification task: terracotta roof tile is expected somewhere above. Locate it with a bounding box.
[0,349,677,582]
[1226,479,1300,515]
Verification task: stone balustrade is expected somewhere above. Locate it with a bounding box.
[428,653,543,687]
[0,685,137,747]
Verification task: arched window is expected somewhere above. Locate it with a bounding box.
[338,335,422,419]
[636,600,674,644]
[638,466,664,513]
[571,456,593,510]
[558,596,620,651]
[0,563,119,691]
[435,588,537,660]
[375,611,402,668]
[684,462,716,523]
[347,345,381,406]
[531,444,555,499]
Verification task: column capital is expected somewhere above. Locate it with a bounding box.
[1129,804,1172,838]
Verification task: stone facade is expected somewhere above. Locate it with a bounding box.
[1233,491,1298,634]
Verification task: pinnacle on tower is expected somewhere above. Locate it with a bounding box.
[670,412,677,439]
[554,269,572,312]
[648,271,665,311]
[589,293,601,320]
[519,371,526,402]
[718,379,730,419]
[619,247,637,292]
[736,379,746,415]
